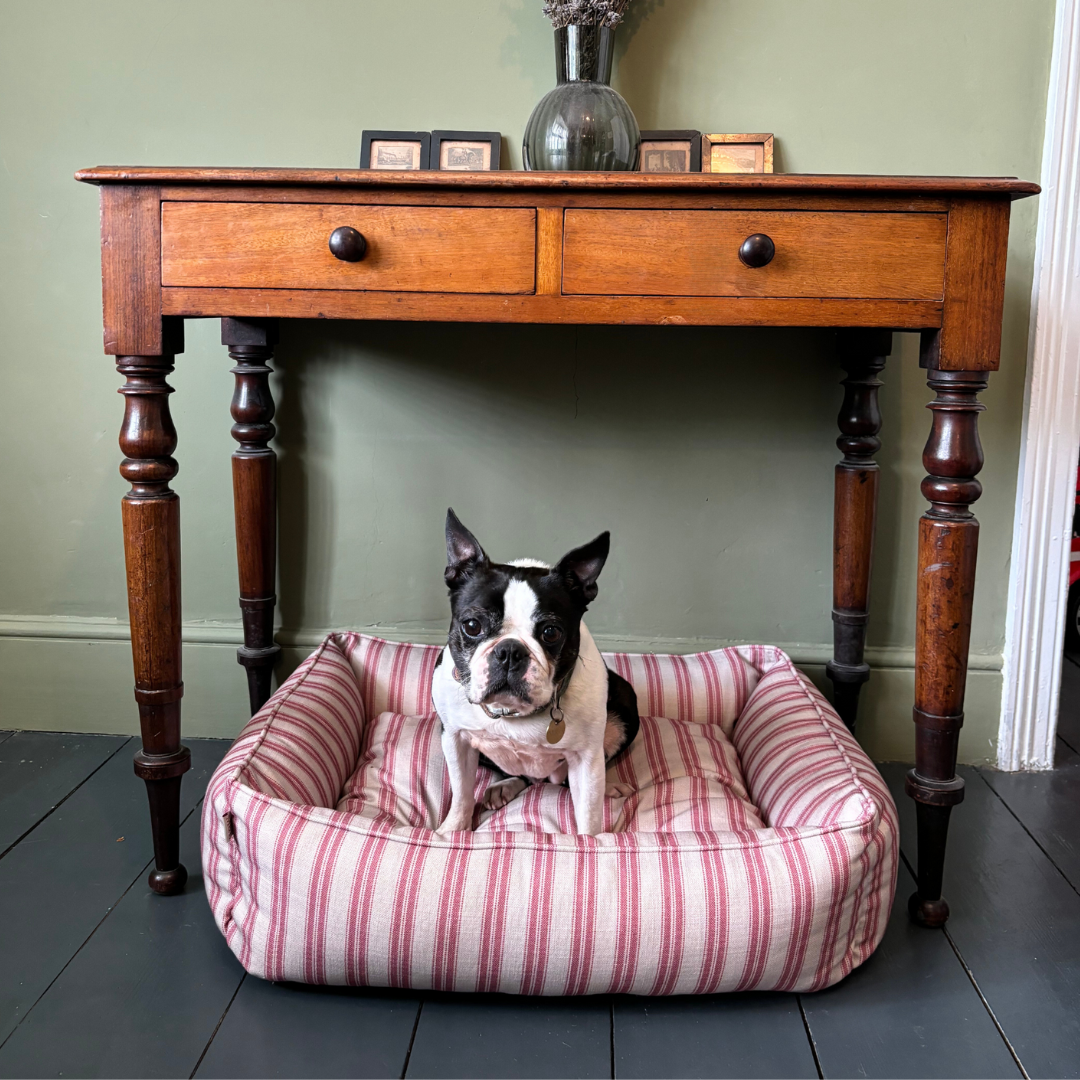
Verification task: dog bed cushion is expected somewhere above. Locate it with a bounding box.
[202,633,897,995]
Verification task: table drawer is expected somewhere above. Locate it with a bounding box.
[562,209,947,299]
[161,202,537,294]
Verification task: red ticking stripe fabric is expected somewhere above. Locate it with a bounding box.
[201,633,898,994]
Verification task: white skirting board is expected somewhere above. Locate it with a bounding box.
[999,0,1080,770]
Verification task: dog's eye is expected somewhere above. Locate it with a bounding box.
[462,618,483,638]
[541,625,562,644]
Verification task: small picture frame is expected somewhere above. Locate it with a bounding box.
[430,130,502,171]
[701,133,775,174]
[360,131,431,171]
[638,130,702,173]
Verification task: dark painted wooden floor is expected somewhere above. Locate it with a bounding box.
[1,665,1078,1080]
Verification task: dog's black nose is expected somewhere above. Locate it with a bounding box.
[493,639,529,674]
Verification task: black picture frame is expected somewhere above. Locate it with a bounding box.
[638,130,702,173]
[360,130,431,171]
[430,130,502,172]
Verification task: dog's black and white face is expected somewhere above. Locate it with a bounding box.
[443,509,610,718]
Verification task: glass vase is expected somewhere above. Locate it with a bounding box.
[522,24,641,171]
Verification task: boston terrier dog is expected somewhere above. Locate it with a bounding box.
[432,509,639,835]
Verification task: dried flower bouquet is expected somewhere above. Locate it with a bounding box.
[541,0,633,29]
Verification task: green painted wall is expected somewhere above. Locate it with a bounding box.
[0,0,1054,763]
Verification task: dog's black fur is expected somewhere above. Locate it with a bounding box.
[603,667,640,762]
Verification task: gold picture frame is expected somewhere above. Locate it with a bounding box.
[701,133,775,174]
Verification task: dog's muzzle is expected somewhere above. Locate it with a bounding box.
[474,637,543,715]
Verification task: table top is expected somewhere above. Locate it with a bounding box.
[75,166,1041,199]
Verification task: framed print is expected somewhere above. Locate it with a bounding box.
[701,133,775,174]
[638,130,701,173]
[430,131,502,171]
[360,131,431,170]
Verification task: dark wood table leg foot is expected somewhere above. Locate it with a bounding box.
[118,332,191,896]
[826,329,891,732]
[223,317,281,716]
[907,801,957,927]
[140,772,188,894]
[906,355,986,926]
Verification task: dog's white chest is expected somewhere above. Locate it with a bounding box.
[463,729,568,783]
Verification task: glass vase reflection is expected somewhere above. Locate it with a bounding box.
[523,25,640,171]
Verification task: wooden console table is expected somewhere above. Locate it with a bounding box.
[75,167,1038,926]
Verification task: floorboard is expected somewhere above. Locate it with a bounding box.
[195,980,421,1080]
[883,763,1080,1079]
[978,742,1080,895]
[404,994,612,1079]
[946,768,1080,1079]
[0,739,226,1048]
[614,993,817,1079]
[0,708,1074,1079]
[1057,656,1080,753]
[802,858,1019,1079]
[0,731,127,857]
[0,769,240,1080]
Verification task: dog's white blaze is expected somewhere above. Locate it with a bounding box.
[500,578,539,637]
[508,558,549,569]
[465,576,553,700]
[502,577,554,693]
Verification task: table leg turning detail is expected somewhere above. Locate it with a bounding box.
[827,329,892,732]
[224,317,281,716]
[117,347,191,896]
[906,363,987,927]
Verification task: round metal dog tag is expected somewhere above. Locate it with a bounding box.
[546,716,566,744]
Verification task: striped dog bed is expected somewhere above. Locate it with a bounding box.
[201,634,897,995]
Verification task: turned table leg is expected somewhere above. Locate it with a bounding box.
[223,318,281,715]
[118,342,191,896]
[827,330,891,731]
[906,362,987,927]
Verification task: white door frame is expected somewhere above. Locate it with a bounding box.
[999,0,1080,771]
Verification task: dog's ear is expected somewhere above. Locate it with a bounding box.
[554,531,610,603]
[445,508,487,587]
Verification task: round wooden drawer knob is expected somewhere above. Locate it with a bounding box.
[738,233,775,268]
[329,226,367,262]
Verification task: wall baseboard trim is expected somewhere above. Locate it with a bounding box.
[0,614,1003,673]
[998,0,1080,771]
[0,628,1005,763]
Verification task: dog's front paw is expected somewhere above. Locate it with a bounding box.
[605,781,634,799]
[436,812,474,835]
[483,776,529,810]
